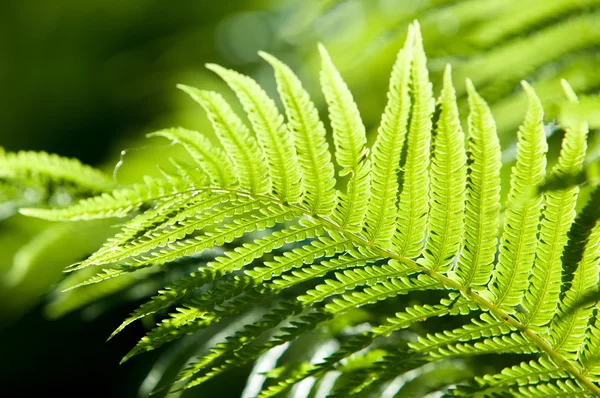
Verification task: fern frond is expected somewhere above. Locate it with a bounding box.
[171,258,427,389]
[521,81,588,329]
[205,64,302,203]
[84,190,220,262]
[422,65,466,271]
[20,175,196,221]
[176,87,271,194]
[267,249,382,292]
[548,129,600,358]
[0,148,115,193]
[490,81,547,309]
[552,230,600,358]
[148,128,236,187]
[318,44,370,232]
[110,219,320,340]
[124,205,299,269]
[318,44,367,177]
[246,233,351,283]
[259,51,336,216]
[176,301,309,389]
[299,268,441,312]
[261,294,474,397]
[363,25,414,249]
[480,357,568,388]
[408,313,511,355]
[581,314,600,378]
[26,20,600,398]
[73,193,251,269]
[451,79,501,290]
[393,21,434,258]
[434,332,536,359]
[372,293,475,337]
[517,379,589,397]
[175,261,436,392]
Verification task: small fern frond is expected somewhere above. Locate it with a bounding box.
[451,79,501,290]
[148,127,236,187]
[364,25,414,249]
[490,81,547,309]
[550,197,600,359]
[318,44,367,177]
[0,148,115,193]
[422,65,466,272]
[318,43,370,232]
[72,193,249,270]
[20,175,196,221]
[176,87,271,194]
[205,64,302,202]
[120,205,298,269]
[259,51,337,216]
[393,22,435,258]
[521,81,588,329]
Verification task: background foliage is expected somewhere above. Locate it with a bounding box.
[1,1,599,397]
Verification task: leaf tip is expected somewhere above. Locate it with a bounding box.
[205,63,225,75]
[443,64,453,85]
[561,79,579,103]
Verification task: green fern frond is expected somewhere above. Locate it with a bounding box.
[176,88,270,194]
[259,51,337,215]
[0,148,115,193]
[393,22,434,258]
[121,204,298,269]
[72,193,250,270]
[319,43,371,232]
[422,65,466,272]
[267,249,383,292]
[205,64,302,202]
[521,81,588,329]
[20,175,197,221]
[451,79,501,290]
[363,26,414,249]
[148,127,236,187]
[490,81,547,308]
[18,20,600,397]
[550,195,600,359]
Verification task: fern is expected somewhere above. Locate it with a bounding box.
[286,0,600,141]
[17,21,600,397]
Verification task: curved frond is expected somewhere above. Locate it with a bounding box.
[259,51,336,216]
[148,127,236,187]
[205,64,302,202]
[23,20,600,398]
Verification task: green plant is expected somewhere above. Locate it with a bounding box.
[8,21,600,396]
[284,0,600,139]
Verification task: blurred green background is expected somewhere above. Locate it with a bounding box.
[1,0,599,396]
